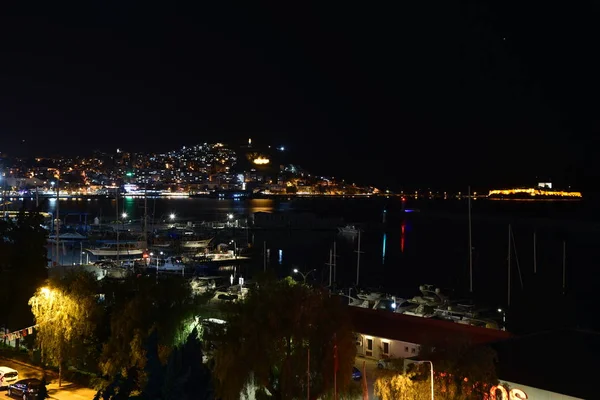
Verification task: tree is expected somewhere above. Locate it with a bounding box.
[418,338,498,399]
[374,372,430,400]
[160,328,213,400]
[95,328,213,400]
[99,275,208,392]
[212,278,356,400]
[374,338,498,400]
[1,205,48,331]
[29,270,101,387]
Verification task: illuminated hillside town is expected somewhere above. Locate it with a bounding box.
[0,139,381,198]
[0,141,582,201]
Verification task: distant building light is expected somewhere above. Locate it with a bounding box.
[253,157,270,165]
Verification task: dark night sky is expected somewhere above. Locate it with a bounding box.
[0,2,599,191]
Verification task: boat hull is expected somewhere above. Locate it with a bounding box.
[86,248,145,256]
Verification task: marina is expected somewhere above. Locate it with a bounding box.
[30,195,595,333]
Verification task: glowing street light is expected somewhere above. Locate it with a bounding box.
[169,213,176,220]
[227,213,234,220]
[121,212,128,219]
[293,268,316,284]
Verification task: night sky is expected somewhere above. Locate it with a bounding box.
[0,3,598,191]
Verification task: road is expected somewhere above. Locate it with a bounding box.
[0,358,96,400]
[353,357,379,399]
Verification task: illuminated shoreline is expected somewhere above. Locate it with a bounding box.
[488,188,582,199]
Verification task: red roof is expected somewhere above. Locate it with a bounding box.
[349,306,513,345]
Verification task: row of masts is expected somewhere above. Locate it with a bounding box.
[468,186,568,307]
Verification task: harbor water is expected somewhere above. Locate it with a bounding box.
[9,196,599,332]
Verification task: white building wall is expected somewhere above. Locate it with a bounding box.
[356,334,420,360]
[496,381,583,400]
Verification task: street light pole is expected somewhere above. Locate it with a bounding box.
[293,268,316,284]
[415,360,434,400]
[307,347,310,400]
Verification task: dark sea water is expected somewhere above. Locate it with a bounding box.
[12,196,599,333]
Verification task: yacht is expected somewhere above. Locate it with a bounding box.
[148,256,186,272]
[182,238,213,249]
[86,241,146,257]
[47,232,87,243]
[338,225,360,235]
[435,303,500,329]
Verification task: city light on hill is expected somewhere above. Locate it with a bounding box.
[253,157,270,165]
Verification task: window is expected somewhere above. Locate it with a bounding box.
[382,341,390,356]
[404,346,409,352]
[366,338,373,357]
[411,348,416,354]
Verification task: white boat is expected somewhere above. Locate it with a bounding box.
[182,238,213,248]
[156,256,186,272]
[86,241,146,256]
[47,232,87,243]
[338,225,359,235]
[403,304,436,318]
[356,291,384,302]
[407,284,448,307]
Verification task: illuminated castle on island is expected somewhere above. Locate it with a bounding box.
[488,182,582,199]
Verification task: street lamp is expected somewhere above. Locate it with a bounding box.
[121,212,128,219]
[498,308,506,330]
[293,268,316,284]
[169,213,176,220]
[414,360,434,400]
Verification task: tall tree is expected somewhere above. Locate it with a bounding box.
[29,270,101,386]
[211,278,356,400]
[374,372,430,400]
[99,275,208,391]
[95,328,213,400]
[418,338,498,399]
[160,328,213,400]
[374,339,499,400]
[1,206,48,330]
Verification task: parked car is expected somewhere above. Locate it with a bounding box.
[0,366,19,388]
[7,378,44,399]
[352,366,362,381]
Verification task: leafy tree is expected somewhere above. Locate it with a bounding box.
[29,270,101,387]
[99,275,209,391]
[0,206,48,331]
[418,338,498,399]
[95,328,213,400]
[374,371,430,400]
[160,328,213,400]
[374,339,498,400]
[211,278,356,400]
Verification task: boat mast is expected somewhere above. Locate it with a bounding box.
[263,241,267,272]
[533,231,537,274]
[55,181,60,266]
[507,224,511,307]
[328,248,333,287]
[355,230,363,286]
[562,240,566,295]
[468,186,473,293]
[333,241,337,284]
[143,185,148,248]
[116,187,120,265]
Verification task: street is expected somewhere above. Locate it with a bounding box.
[0,358,96,400]
[353,357,378,400]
